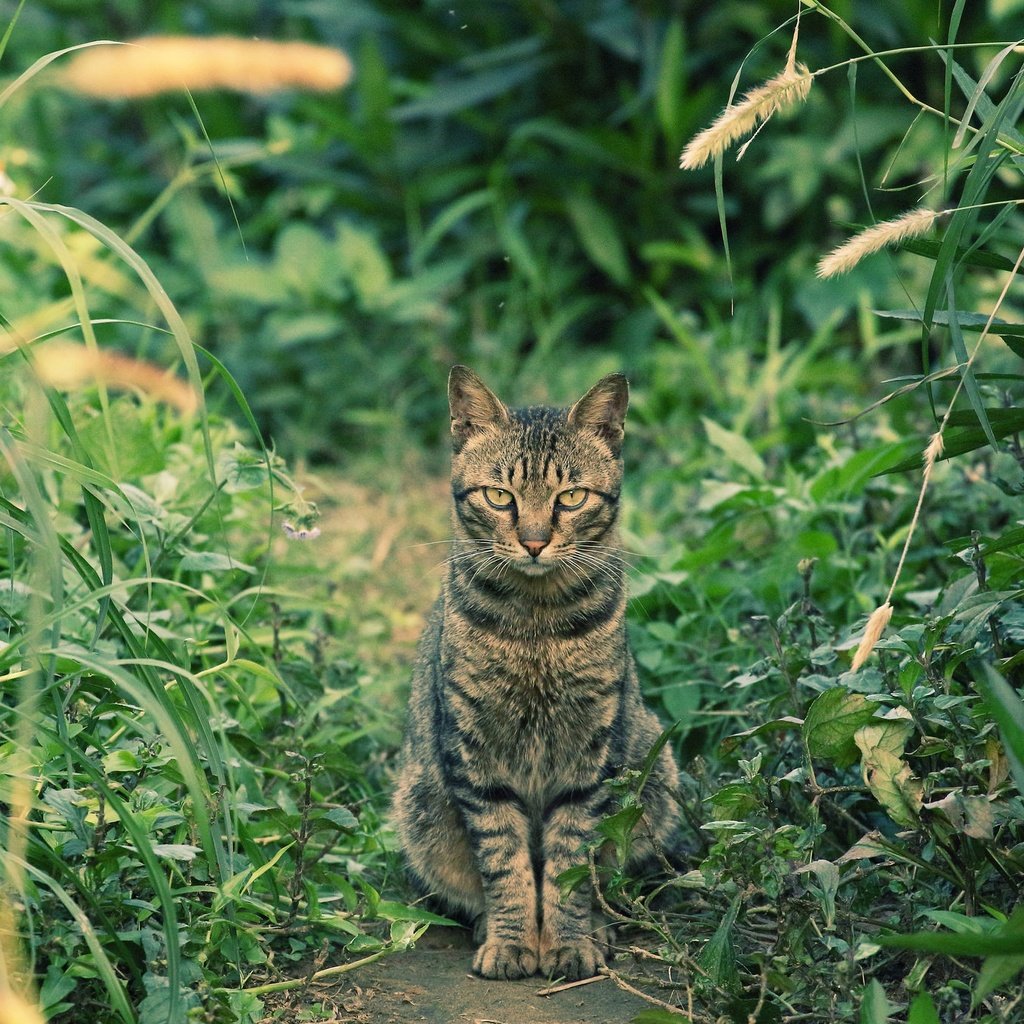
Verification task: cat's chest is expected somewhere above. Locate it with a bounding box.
[440,628,624,786]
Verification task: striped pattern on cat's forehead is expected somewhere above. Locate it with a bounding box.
[492,407,585,488]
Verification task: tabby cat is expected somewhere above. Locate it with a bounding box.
[393,366,679,981]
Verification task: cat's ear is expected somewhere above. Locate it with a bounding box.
[567,373,629,455]
[448,365,510,450]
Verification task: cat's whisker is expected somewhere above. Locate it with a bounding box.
[578,541,646,564]
[401,539,462,550]
[558,555,592,591]
[565,549,618,575]
[573,546,645,579]
[466,552,507,588]
[437,543,504,575]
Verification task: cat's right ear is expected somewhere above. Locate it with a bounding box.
[448,366,509,450]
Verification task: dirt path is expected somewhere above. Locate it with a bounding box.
[313,929,652,1024]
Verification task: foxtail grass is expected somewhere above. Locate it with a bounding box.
[680,58,812,169]
[27,342,198,413]
[816,208,940,278]
[60,36,353,98]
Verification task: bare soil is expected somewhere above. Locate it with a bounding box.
[266,928,652,1024]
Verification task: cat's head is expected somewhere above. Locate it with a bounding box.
[447,366,627,579]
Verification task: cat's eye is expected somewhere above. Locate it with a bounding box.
[556,488,589,509]
[483,487,515,509]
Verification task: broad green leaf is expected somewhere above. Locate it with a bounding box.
[795,859,839,929]
[138,977,201,1024]
[660,681,701,722]
[565,192,631,286]
[907,992,940,1024]
[697,893,742,994]
[720,716,803,754]
[702,418,766,479]
[859,979,892,1023]
[976,953,1024,1003]
[975,907,1024,1002]
[321,807,359,831]
[803,688,878,767]
[102,749,142,773]
[597,805,645,863]
[39,963,77,1014]
[861,748,922,827]
[389,919,430,948]
[336,222,392,305]
[973,662,1024,795]
[178,550,256,574]
[556,864,590,899]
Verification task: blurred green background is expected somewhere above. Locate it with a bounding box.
[2,0,1015,461]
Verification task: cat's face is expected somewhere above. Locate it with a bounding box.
[447,366,627,578]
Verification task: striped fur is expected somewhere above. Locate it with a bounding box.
[393,366,679,981]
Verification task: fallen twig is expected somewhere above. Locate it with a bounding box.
[536,974,607,997]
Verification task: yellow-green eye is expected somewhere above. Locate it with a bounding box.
[483,487,515,509]
[556,488,589,509]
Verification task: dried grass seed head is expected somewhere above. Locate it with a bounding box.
[850,602,894,672]
[817,207,939,279]
[680,61,813,170]
[61,36,353,98]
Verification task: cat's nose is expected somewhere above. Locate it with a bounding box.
[521,538,549,558]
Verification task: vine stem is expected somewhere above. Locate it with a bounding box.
[599,966,696,1018]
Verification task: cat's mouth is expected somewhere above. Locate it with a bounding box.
[515,559,553,576]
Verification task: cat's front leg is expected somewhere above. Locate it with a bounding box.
[537,800,607,981]
[461,800,540,979]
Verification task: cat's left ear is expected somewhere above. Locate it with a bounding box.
[567,373,629,455]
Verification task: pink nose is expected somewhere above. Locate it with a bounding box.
[522,539,548,558]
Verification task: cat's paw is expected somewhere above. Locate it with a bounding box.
[473,940,539,980]
[540,938,606,981]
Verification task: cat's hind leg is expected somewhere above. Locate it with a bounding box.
[393,764,486,925]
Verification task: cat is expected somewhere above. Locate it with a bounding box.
[392,366,680,981]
